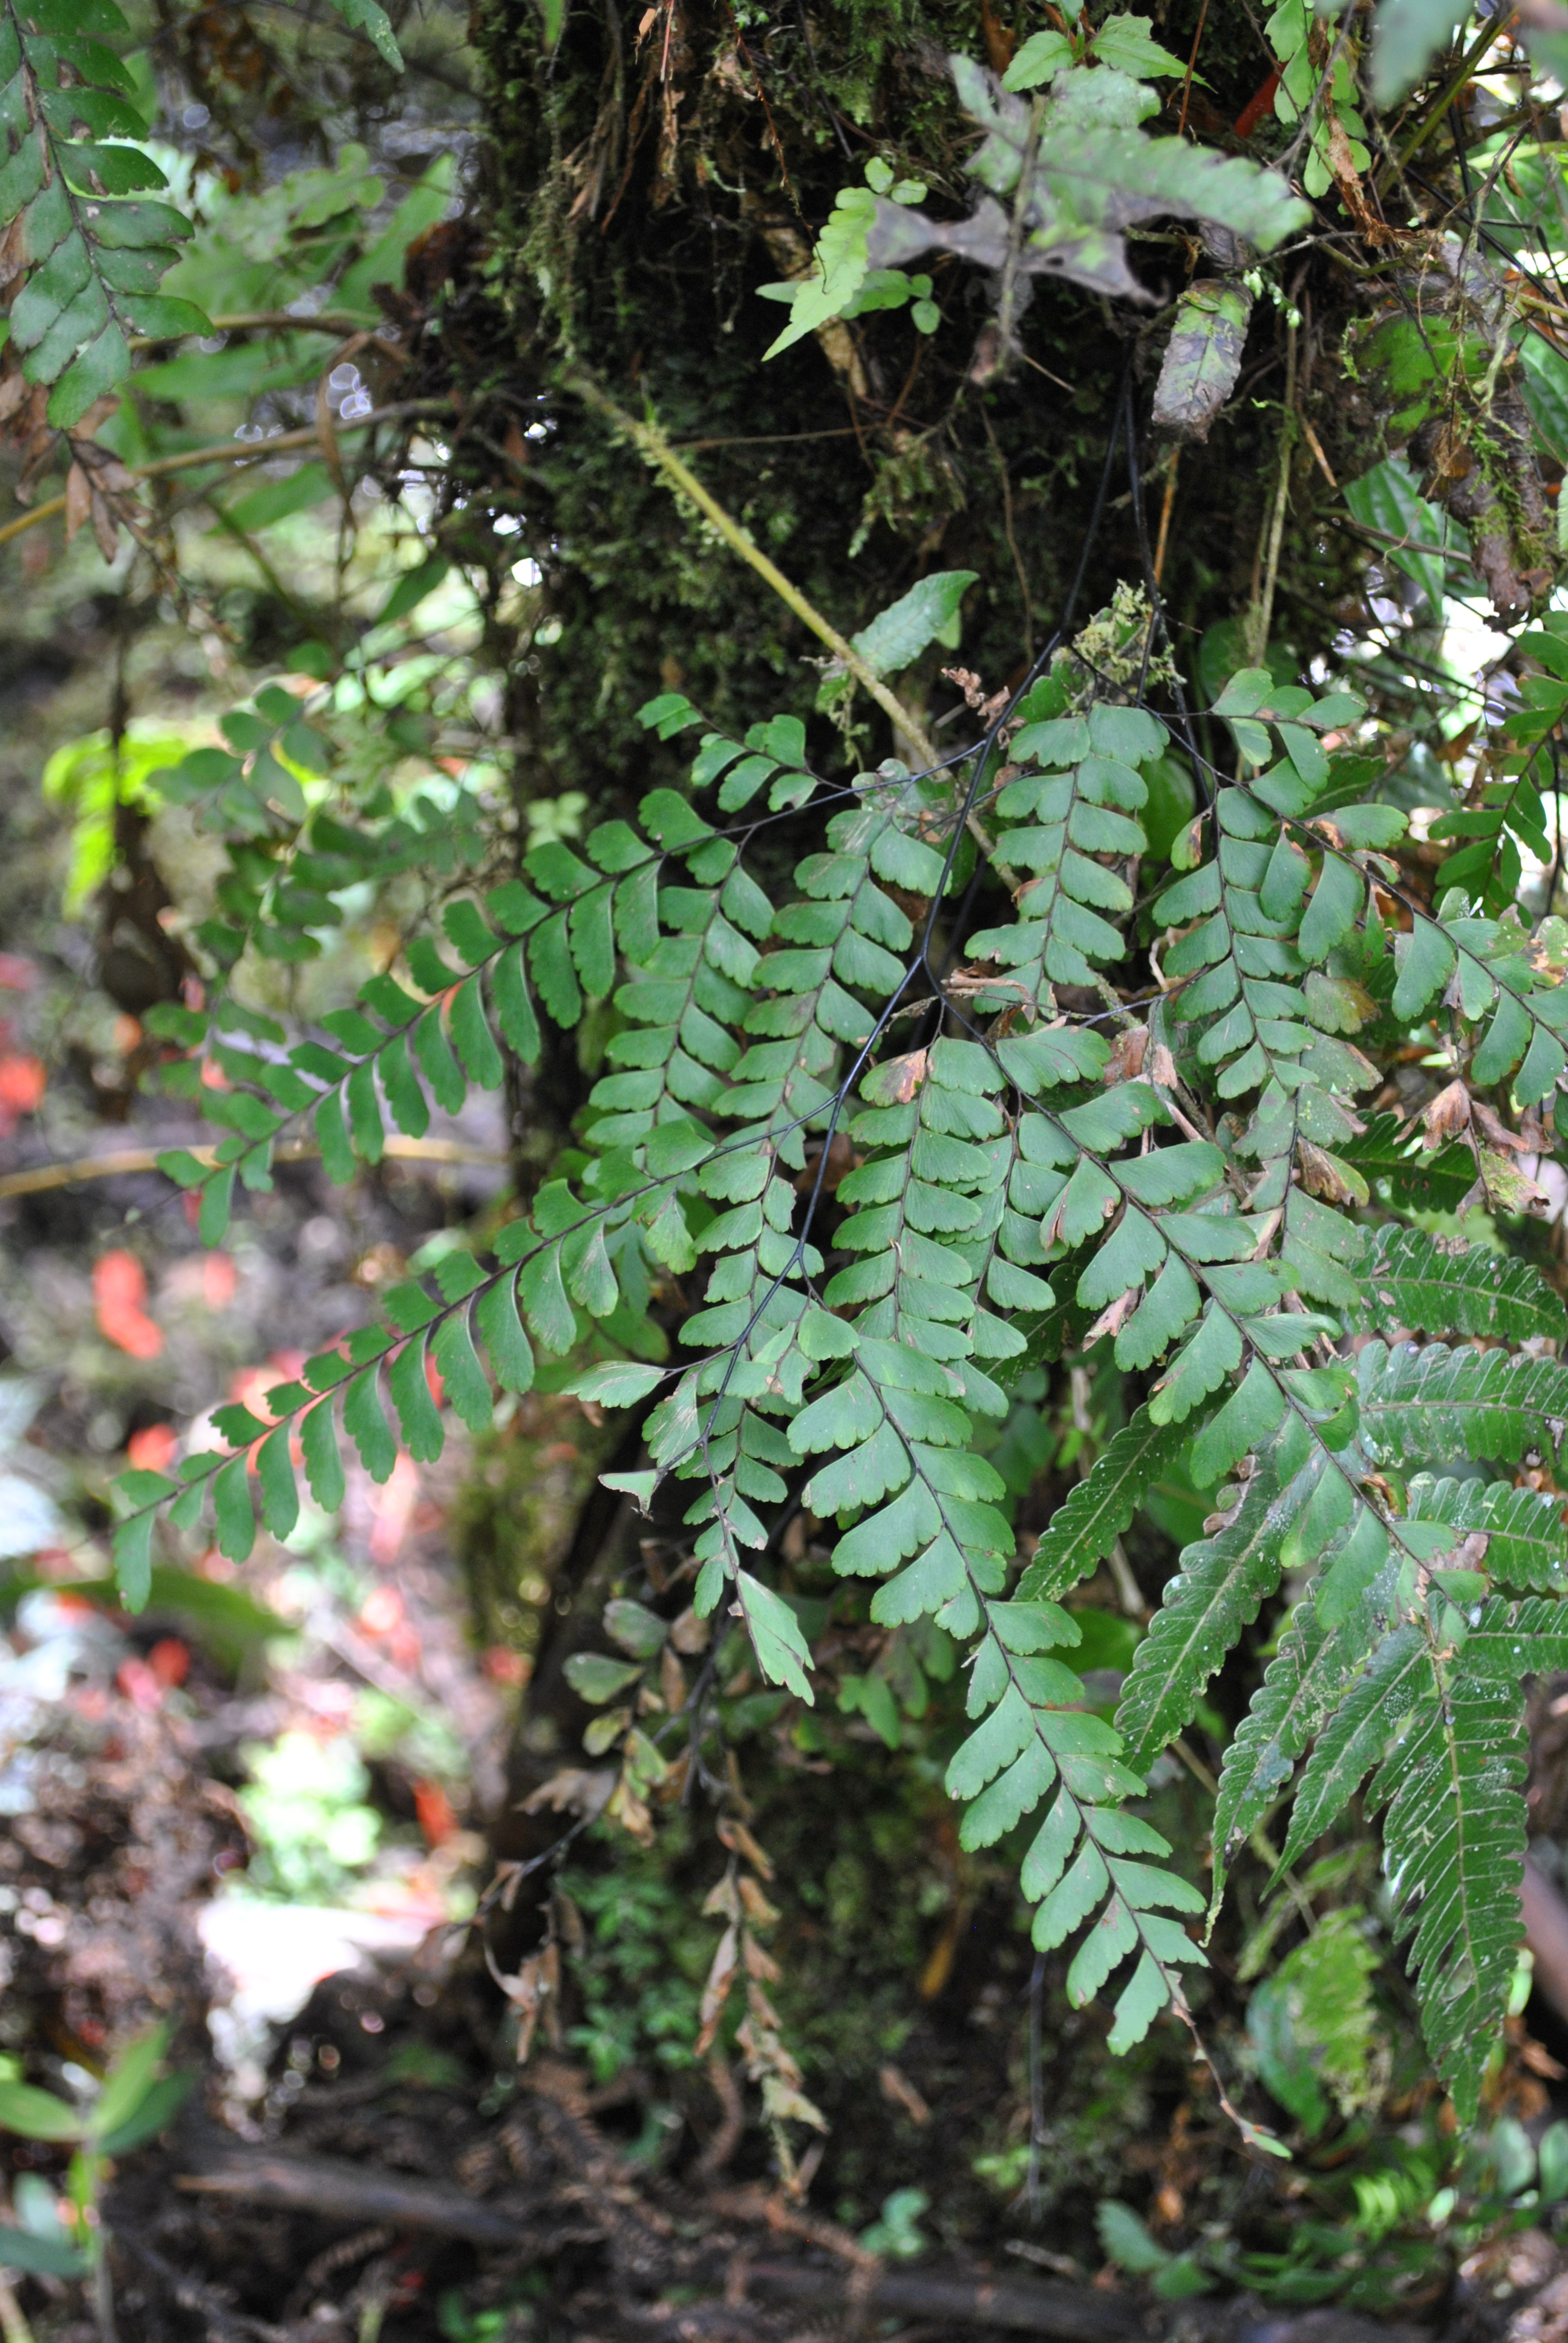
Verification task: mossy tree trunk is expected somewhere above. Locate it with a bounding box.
[458,0,1361,827]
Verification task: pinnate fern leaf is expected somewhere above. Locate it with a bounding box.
[1117,1415,1313,1778]
[1019,1403,1197,1602]
[1209,1585,1394,1904]
[1407,1475,1568,1593]
[1358,1340,1568,1470]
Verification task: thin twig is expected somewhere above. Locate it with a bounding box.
[1152,448,1180,586]
[0,400,451,552]
[981,402,1033,658]
[1244,323,1296,666]
[1177,0,1209,140]
[0,1133,507,1202]
[668,428,860,451]
[128,310,384,349]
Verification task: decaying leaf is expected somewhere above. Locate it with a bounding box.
[695,1919,740,2054]
[1472,1148,1551,1217]
[485,1938,561,2065]
[1299,1141,1371,1206]
[1105,1024,1149,1084]
[519,1768,616,1820]
[1422,1080,1472,1147]
[1151,279,1254,442]
[64,463,90,543]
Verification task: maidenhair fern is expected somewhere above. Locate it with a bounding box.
[105,608,1568,2131]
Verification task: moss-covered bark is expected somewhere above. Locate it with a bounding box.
[456,0,1362,825]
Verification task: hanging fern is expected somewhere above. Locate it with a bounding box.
[102,609,1568,2131]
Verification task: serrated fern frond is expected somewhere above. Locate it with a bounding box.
[1340,1111,1475,1214]
[106,635,1568,2125]
[1370,1667,1527,2127]
[1357,1339,1568,1471]
[1351,1227,1567,1343]
[1116,1420,1310,1777]
[1408,1475,1568,1593]
[1209,1584,1394,1906]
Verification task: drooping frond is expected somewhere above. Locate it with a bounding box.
[1209,1587,1395,1905]
[105,637,1568,2117]
[1116,1421,1308,1777]
[1276,1625,1429,1871]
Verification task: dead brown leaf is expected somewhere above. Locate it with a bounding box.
[1299,1140,1371,1206]
[716,1814,774,1878]
[89,486,119,566]
[1084,1288,1138,1346]
[876,1049,927,1104]
[0,215,24,293]
[737,1873,780,1928]
[485,1938,561,2065]
[1422,1078,1472,1148]
[1474,1149,1551,1218]
[1105,1024,1149,1085]
[63,462,90,543]
[518,1766,615,1820]
[669,1604,709,1656]
[695,1921,739,2055]
[741,1929,781,1982]
[1472,1098,1530,1155]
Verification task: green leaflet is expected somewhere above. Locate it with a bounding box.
[1277,1625,1428,1870]
[1407,1475,1568,1593]
[1339,1111,1475,1214]
[1209,1593,1382,1906]
[325,0,403,67]
[1466,1596,1568,1681]
[1358,1340,1568,1469]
